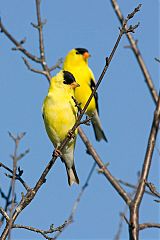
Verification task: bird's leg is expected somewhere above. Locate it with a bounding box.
[53,148,62,158]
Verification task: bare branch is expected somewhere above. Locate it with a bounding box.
[117,179,154,197]
[22,57,47,75]
[0,162,30,191]
[145,181,160,199]
[0,208,10,223]
[139,223,160,230]
[16,149,30,162]
[129,91,160,239]
[79,116,92,126]
[49,58,63,72]
[35,0,51,81]
[13,222,66,240]
[8,132,28,238]
[0,19,41,63]
[155,57,160,63]
[78,127,131,205]
[110,0,158,104]
[0,186,12,225]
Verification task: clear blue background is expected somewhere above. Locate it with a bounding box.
[0,0,159,239]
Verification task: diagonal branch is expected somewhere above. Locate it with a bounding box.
[0,208,10,223]
[145,181,160,199]
[78,128,131,205]
[22,57,47,75]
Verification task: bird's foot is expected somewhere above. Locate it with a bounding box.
[67,130,75,139]
[53,148,62,158]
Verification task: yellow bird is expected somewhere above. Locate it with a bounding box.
[63,48,107,142]
[42,70,80,185]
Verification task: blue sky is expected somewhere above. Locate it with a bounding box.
[0,0,159,239]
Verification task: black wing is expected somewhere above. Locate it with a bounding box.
[90,78,99,114]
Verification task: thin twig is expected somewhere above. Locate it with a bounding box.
[145,181,160,199]
[0,162,30,191]
[49,58,63,72]
[8,132,27,239]
[22,57,47,75]
[35,0,51,81]
[0,186,12,225]
[0,19,41,63]
[117,179,154,197]
[13,222,67,240]
[78,128,131,205]
[0,208,10,223]
[139,223,160,230]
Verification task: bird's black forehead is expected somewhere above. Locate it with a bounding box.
[63,70,76,84]
[75,48,88,55]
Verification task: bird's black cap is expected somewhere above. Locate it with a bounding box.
[75,48,88,55]
[63,70,76,85]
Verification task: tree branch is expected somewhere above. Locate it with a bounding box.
[0,186,12,225]
[110,0,158,104]
[0,208,10,223]
[35,0,51,81]
[78,128,131,205]
[145,181,160,199]
[139,223,160,230]
[0,162,30,192]
[13,222,66,240]
[22,57,47,75]
[129,91,160,240]
[117,179,155,197]
[0,19,41,63]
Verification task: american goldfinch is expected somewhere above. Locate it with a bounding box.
[42,70,80,185]
[63,48,107,142]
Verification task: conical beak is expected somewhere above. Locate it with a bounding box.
[83,52,91,60]
[70,82,80,89]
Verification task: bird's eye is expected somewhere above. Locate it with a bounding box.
[76,52,79,55]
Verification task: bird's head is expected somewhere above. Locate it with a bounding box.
[50,70,80,91]
[63,48,91,67]
[62,70,80,89]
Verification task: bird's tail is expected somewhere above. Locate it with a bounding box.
[66,164,79,186]
[91,111,108,142]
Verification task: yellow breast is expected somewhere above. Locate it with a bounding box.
[43,90,77,146]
